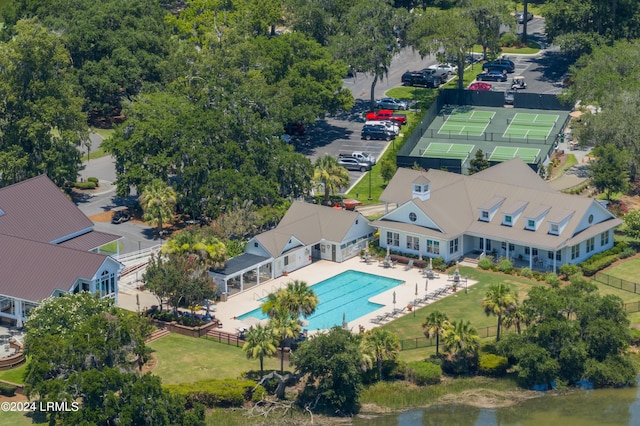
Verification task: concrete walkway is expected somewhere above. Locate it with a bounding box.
[117,256,476,335]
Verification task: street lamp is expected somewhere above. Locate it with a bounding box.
[367,171,372,200]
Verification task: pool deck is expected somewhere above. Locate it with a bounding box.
[118,257,476,335]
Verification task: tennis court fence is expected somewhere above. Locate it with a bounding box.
[426,129,553,144]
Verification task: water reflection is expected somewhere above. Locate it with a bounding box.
[354,380,640,426]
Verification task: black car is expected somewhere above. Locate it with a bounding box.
[401,70,442,88]
[482,59,515,73]
[361,125,395,141]
[476,70,508,82]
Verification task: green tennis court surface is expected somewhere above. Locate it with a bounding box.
[439,110,495,137]
[489,146,541,163]
[421,143,475,159]
[503,113,559,140]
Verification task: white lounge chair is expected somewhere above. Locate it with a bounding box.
[404,259,414,271]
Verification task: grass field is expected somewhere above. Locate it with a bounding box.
[147,334,286,384]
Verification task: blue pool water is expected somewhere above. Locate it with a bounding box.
[238,270,404,330]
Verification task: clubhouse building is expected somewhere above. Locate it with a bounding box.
[0,176,122,326]
[372,159,621,271]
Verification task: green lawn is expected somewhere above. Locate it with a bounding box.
[381,266,539,342]
[601,257,640,281]
[98,241,124,255]
[0,362,26,384]
[147,334,286,384]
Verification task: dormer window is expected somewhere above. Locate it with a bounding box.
[412,177,431,201]
[503,215,512,226]
[527,219,535,229]
[549,223,559,235]
[481,210,489,221]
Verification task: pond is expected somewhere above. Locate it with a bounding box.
[354,380,640,426]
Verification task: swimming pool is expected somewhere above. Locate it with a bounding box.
[238,270,404,330]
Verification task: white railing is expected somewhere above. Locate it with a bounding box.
[114,244,161,263]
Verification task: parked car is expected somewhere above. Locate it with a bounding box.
[361,125,395,141]
[468,82,492,91]
[517,11,533,23]
[365,109,407,125]
[365,120,399,135]
[476,70,508,82]
[401,70,442,88]
[375,97,409,110]
[339,151,377,165]
[111,210,131,224]
[337,156,373,172]
[504,90,516,105]
[427,63,457,78]
[482,59,515,73]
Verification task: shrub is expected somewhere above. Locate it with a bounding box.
[480,341,498,355]
[559,264,582,280]
[406,361,442,386]
[165,379,262,408]
[545,272,560,287]
[583,355,636,388]
[479,354,509,377]
[478,257,494,270]
[73,181,97,190]
[0,382,16,397]
[431,257,446,272]
[499,32,520,47]
[497,258,513,274]
[579,242,634,276]
[87,177,99,185]
[520,267,532,278]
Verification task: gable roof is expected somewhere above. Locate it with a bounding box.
[0,233,111,301]
[255,202,368,257]
[376,159,621,248]
[0,175,93,243]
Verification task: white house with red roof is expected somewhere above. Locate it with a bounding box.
[0,175,122,326]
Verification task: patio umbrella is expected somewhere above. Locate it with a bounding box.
[429,257,433,270]
[392,291,396,310]
[386,245,391,260]
[415,283,418,297]
[418,251,423,262]
[425,279,429,293]
[342,312,348,329]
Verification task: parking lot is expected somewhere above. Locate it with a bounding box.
[292,16,571,190]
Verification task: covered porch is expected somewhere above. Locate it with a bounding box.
[467,236,562,272]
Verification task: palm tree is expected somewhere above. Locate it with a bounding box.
[313,155,350,204]
[503,294,527,335]
[281,280,319,320]
[269,310,301,374]
[261,290,284,319]
[481,282,517,341]
[422,311,449,356]
[361,328,400,381]
[139,179,177,237]
[242,324,278,377]
[162,227,227,269]
[442,319,480,358]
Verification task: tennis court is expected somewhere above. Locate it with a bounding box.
[421,142,475,161]
[489,146,541,163]
[439,109,495,137]
[503,113,559,140]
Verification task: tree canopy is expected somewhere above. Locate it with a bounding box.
[0,19,87,187]
[23,293,202,424]
[497,279,635,388]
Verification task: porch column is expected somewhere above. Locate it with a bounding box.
[529,245,533,269]
[15,300,23,328]
[482,237,486,255]
[505,241,509,261]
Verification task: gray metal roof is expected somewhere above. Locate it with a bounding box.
[211,253,270,276]
[0,233,110,301]
[0,175,93,243]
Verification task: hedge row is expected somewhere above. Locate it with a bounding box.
[579,242,635,276]
[73,181,97,190]
[165,378,264,408]
[0,382,17,396]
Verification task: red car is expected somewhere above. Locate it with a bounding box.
[468,82,492,91]
[365,109,407,125]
